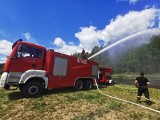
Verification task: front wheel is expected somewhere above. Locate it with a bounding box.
[110,81,115,86]
[21,81,42,98]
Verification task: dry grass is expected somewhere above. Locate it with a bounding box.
[0,84,160,120]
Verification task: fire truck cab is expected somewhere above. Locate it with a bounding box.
[98,67,114,86]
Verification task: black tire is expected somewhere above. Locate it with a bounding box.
[21,81,42,98]
[110,81,115,86]
[4,84,10,90]
[75,80,84,91]
[84,80,93,90]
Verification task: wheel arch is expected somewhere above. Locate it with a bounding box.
[25,77,46,88]
[19,70,48,89]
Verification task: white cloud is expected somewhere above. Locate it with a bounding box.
[68,42,74,46]
[0,29,6,38]
[100,8,160,45]
[23,32,37,43]
[54,37,66,47]
[129,0,138,4]
[53,26,101,55]
[0,39,12,63]
[117,0,139,4]
[0,39,13,63]
[0,57,7,64]
[55,45,82,55]
[0,40,12,56]
[75,26,100,50]
[53,8,160,55]
[53,37,82,55]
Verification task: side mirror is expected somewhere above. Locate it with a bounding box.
[12,39,23,50]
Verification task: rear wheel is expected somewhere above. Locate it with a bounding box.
[84,80,93,90]
[75,80,84,91]
[22,81,42,98]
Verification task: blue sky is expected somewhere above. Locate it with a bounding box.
[0,0,160,63]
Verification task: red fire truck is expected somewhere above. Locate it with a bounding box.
[0,39,113,98]
[98,67,114,86]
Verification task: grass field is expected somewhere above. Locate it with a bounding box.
[0,84,160,120]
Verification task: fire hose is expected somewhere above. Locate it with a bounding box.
[94,78,160,114]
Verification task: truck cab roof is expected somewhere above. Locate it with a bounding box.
[12,39,46,50]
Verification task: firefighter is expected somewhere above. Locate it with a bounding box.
[135,72,150,104]
[81,48,85,59]
[98,67,103,80]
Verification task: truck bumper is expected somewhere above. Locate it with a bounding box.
[0,72,8,88]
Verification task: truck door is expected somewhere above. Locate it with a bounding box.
[9,44,44,72]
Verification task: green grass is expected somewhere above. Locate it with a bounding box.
[0,84,160,120]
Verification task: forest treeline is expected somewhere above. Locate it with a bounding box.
[72,35,160,73]
[0,64,4,75]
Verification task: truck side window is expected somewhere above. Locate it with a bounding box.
[16,45,31,57]
[37,49,42,58]
[16,45,42,58]
[106,72,111,79]
[53,57,68,76]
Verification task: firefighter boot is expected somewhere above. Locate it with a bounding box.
[146,99,151,105]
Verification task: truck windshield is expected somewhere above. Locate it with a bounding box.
[16,45,42,58]
[106,72,111,79]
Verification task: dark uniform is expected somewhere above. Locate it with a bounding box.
[81,49,85,59]
[135,72,150,103]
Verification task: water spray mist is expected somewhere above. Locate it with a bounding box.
[88,29,160,60]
